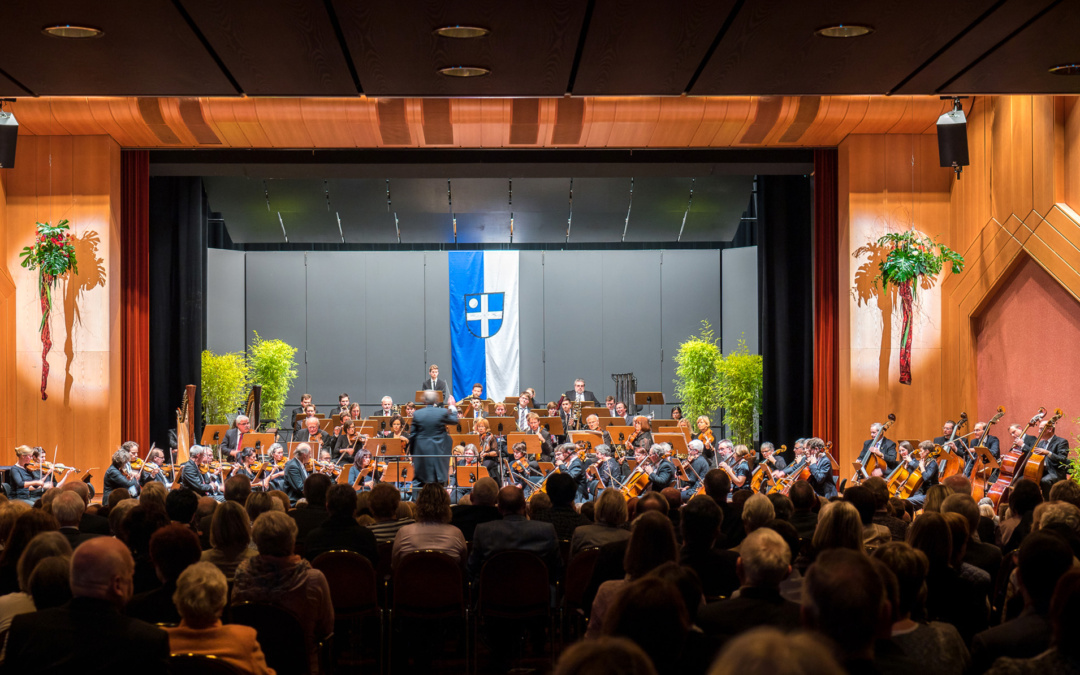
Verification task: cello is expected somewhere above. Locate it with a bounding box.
[851,414,896,485]
[987,408,1045,508]
[1022,408,1064,483]
[969,406,1005,501]
[938,412,968,480]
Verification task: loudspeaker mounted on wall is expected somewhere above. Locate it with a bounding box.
[937,97,969,179]
[0,100,17,169]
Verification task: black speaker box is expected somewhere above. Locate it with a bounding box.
[0,112,16,169]
[937,110,968,169]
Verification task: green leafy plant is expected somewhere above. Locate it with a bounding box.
[872,230,964,385]
[201,350,250,425]
[674,321,725,426]
[18,220,79,400]
[1070,417,1080,484]
[717,338,763,447]
[247,331,299,427]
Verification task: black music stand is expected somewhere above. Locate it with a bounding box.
[971,445,1000,480]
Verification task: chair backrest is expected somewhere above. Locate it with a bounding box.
[376,540,394,581]
[478,550,549,614]
[564,547,601,609]
[393,550,464,615]
[169,654,246,675]
[311,550,378,613]
[229,602,310,675]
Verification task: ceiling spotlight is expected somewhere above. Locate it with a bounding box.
[434,26,489,39]
[438,66,490,78]
[1049,64,1080,75]
[814,24,873,38]
[42,25,104,39]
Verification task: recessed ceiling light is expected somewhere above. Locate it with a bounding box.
[1049,64,1080,75]
[814,24,873,38]
[42,25,104,39]
[438,66,490,78]
[434,26,489,39]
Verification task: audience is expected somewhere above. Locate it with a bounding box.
[27,554,72,611]
[367,483,414,544]
[450,477,501,541]
[126,523,202,625]
[288,474,333,552]
[166,562,274,674]
[304,483,378,565]
[787,480,819,541]
[986,567,1080,675]
[864,476,909,541]
[554,636,657,675]
[941,492,1002,582]
[679,495,739,599]
[571,488,631,555]
[468,486,561,580]
[52,491,100,549]
[0,531,71,633]
[391,483,466,568]
[0,510,59,594]
[531,472,589,540]
[844,484,892,551]
[201,500,258,579]
[708,628,842,675]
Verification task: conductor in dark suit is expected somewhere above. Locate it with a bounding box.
[1025,420,1071,497]
[410,390,459,488]
[564,378,597,404]
[4,537,170,672]
[859,423,898,476]
[467,486,562,581]
[420,364,452,406]
[284,443,312,506]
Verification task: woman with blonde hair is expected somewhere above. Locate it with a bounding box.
[391,483,466,568]
[571,488,631,555]
[201,501,257,579]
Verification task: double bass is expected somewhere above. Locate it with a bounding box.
[1022,408,1064,483]
[969,406,1005,501]
[851,414,896,485]
[938,412,968,479]
[987,408,1046,508]
[887,444,940,500]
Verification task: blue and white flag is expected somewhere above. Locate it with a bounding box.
[448,251,520,402]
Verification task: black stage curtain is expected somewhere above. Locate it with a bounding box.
[758,175,813,449]
[149,177,207,448]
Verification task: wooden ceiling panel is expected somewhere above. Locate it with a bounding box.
[0,1,236,96]
[330,0,587,96]
[689,0,1000,96]
[180,0,356,96]
[944,2,1080,95]
[573,0,737,95]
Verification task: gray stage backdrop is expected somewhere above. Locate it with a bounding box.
[207,249,757,421]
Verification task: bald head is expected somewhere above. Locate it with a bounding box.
[497,486,526,516]
[70,537,135,607]
[472,477,499,507]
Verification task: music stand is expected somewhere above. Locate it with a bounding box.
[486,416,515,436]
[356,421,380,437]
[582,406,610,419]
[538,462,555,474]
[370,416,394,433]
[451,418,475,434]
[634,391,664,416]
[971,445,1000,479]
[381,461,413,484]
[540,417,565,437]
[241,433,276,455]
[570,431,603,453]
[366,437,406,457]
[318,418,334,433]
[607,425,635,445]
[672,457,690,481]
[654,432,689,457]
[652,419,679,428]
[201,425,230,446]
[503,396,520,404]
[455,465,489,489]
[288,441,320,458]
[451,433,481,449]
[593,417,620,430]
[507,433,542,457]
[415,390,444,403]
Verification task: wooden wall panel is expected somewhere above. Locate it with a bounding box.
[2,136,122,494]
[0,173,14,462]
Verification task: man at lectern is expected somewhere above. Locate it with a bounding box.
[563,379,597,404]
[420,364,451,406]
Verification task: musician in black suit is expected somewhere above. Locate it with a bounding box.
[289,394,313,432]
[284,443,312,505]
[806,438,837,499]
[1025,420,1071,498]
[645,443,676,492]
[420,364,451,406]
[859,423,899,475]
[900,441,939,508]
[294,416,331,451]
[525,413,555,462]
[966,421,1001,479]
[681,439,711,502]
[555,444,588,503]
[220,415,251,460]
[180,446,220,499]
[933,419,969,463]
[564,379,597,404]
[138,447,171,489]
[759,442,788,473]
[590,444,622,496]
[103,448,140,504]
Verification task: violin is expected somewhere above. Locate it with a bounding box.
[699,429,715,449]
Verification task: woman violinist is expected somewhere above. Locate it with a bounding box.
[474,417,501,482]
[899,440,940,509]
[259,444,287,492]
[694,416,716,461]
[721,445,754,491]
[331,419,362,462]
[10,446,48,504]
[104,447,141,503]
[627,416,654,456]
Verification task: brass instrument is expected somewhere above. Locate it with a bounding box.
[572,400,583,429]
[391,404,401,416]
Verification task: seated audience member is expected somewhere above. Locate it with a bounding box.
[244,492,279,523]
[707,628,842,675]
[268,490,291,514]
[863,476,909,541]
[844,484,892,552]
[233,511,333,674]
[0,531,71,633]
[366,483,414,545]
[648,561,706,628]
[391,483,466,568]
[941,493,1002,582]
[986,568,1080,675]
[554,636,657,675]
[121,505,172,595]
[52,491,100,549]
[27,554,72,611]
[970,530,1076,674]
[872,542,969,675]
[766,493,794,523]
[0,510,59,595]
[679,495,740,600]
[468,486,561,581]
[166,562,274,675]
[941,511,992,598]
[304,483,378,565]
[165,488,199,528]
[288,473,333,551]
[907,511,989,644]
[126,523,203,625]
[1037,501,1080,556]
[194,496,218,548]
[602,578,697,675]
[201,501,258,580]
[3,537,169,671]
[138,481,168,512]
[571,488,631,556]
[998,478,1042,553]
[734,494,775,550]
[587,511,678,638]
[531,472,589,541]
[450,477,502,542]
[60,482,110,534]
[801,500,863,572]
[698,528,800,641]
[787,480,819,541]
[108,499,138,538]
[1049,478,1080,510]
[802,549,892,672]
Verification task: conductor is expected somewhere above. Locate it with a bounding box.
[410,390,459,490]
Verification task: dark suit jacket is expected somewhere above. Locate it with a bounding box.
[1025,434,1071,480]
[5,596,169,674]
[289,505,330,550]
[180,460,216,496]
[450,504,502,542]
[697,586,801,637]
[563,389,597,404]
[126,580,180,625]
[860,437,898,471]
[964,539,1003,583]
[59,526,100,549]
[680,546,741,599]
[970,610,1052,675]
[284,457,309,504]
[103,465,138,503]
[467,514,562,581]
[410,405,459,484]
[294,428,332,449]
[222,427,242,456]
[420,377,451,403]
[808,455,837,498]
[303,514,378,565]
[649,459,675,491]
[79,511,111,535]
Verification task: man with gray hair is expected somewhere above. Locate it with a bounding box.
[409,390,459,491]
[222,414,251,459]
[697,527,800,639]
[284,443,312,506]
[739,494,776,542]
[590,444,621,496]
[4,537,170,670]
[54,491,100,549]
[645,443,675,492]
[681,439,710,502]
[180,445,220,499]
